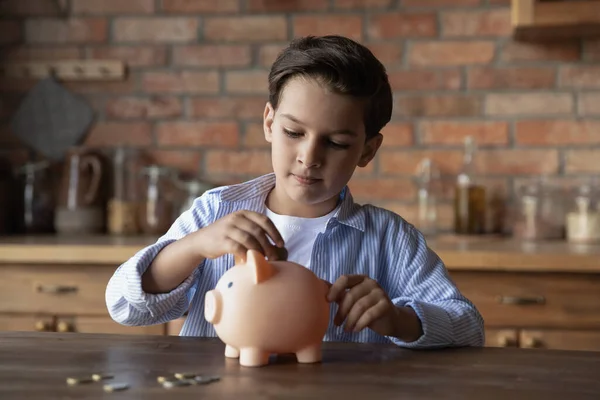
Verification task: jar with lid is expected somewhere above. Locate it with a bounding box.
[512,176,565,241]
[176,179,214,217]
[138,165,177,235]
[566,181,600,244]
[107,147,141,235]
[13,160,55,234]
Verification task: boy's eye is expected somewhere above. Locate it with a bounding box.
[283,128,301,138]
[329,141,351,150]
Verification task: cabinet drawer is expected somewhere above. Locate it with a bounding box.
[0,314,55,332]
[55,315,165,335]
[520,330,600,352]
[0,265,116,315]
[451,272,600,329]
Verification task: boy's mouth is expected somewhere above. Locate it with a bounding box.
[292,174,321,185]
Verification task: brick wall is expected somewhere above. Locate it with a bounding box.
[1,0,599,233]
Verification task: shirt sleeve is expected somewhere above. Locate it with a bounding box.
[105,193,217,327]
[386,224,485,349]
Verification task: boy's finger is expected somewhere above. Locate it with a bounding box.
[344,294,379,332]
[334,283,371,326]
[245,212,285,248]
[327,275,366,302]
[351,298,388,333]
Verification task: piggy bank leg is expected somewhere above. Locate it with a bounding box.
[225,345,240,358]
[239,348,270,367]
[295,343,322,364]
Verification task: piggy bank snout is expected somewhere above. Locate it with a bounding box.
[204,290,222,324]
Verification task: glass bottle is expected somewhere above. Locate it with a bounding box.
[416,158,440,237]
[566,181,600,244]
[453,136,486,235]
[107,147,140,235]
[13,161,55,234]
[138,165,176,236]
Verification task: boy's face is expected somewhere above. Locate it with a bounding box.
[263,76,382,216]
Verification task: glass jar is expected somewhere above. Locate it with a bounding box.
[566,182,600,244]
[107,147,141,235]
[176,179,214,216]
[415,158,440,237]
[13,161,55,234]
[512,177,565,241]
[138,165,176,235]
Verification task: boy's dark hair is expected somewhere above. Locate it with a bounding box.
[268,35,393,140]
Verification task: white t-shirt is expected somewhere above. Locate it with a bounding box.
[265,205,339,269]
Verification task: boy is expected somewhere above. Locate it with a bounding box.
[106,35,485,349]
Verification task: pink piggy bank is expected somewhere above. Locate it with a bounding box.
[204,249,331,367]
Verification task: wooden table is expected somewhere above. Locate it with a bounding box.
[1,332,600,399]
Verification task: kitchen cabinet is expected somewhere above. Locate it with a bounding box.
[512,0,600,40]
[0,235,599,351]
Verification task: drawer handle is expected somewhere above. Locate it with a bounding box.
[36,284,79,295]
[497,295,545,305]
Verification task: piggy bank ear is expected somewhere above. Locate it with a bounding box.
[246,249,274,284]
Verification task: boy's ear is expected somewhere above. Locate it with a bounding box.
[358,133,383,168]
[263,102,275,143]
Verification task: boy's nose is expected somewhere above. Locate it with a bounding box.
[297,143,323,168]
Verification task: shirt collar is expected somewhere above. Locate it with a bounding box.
[218,173,365,232]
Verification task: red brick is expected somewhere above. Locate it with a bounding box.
[467,67,556,89]
[402,0,481,6]
[395,95,482,118]
[485,93,573,116]
[0,0,60,16]
[248,0,327,11]
[142,71,219,94]
[560,66,600,89]
[516,120,600,146]
[488,0,509,4]
[156,122,240,147]
[380,123,414,147]
[579,93,600,116]
[366,43,404,66]
[565,150,600,173]
[388,69,461,91]
[0,21,22,44]
[385,202,454,232]
[114,18,198,42]
[88,46,167,67]
[244,124,268,148]
[441,9,511,37]
[106,97,182,119]
[380,150,464,176]
[421,121,509,145]
[173,45,251,67]
[205,150,272,175]
[63,75,137,94]
[294,15,363,41]
[190,97,266,119]
[368,13,437,39]
[500,42,580,62]
[348,178,415,201]
[258,44,286,67]
[334,0,393,8]
[476,150,558,175]
[3,46,81,61]
[84,122,152,147]
[71,0,154,14]
[204,16,287,42]
[162,0,240,13]
[62,74,136,94]
[145,150,202,176]
[583,40,600,61]
[225,71,269,94]
[25,18,107,43]
[409,41,495,66]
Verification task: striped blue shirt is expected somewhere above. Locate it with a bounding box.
[105,173,485,348]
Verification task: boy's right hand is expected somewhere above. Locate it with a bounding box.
[192,210,285,262]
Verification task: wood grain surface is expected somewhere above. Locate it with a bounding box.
[1,331,600,399]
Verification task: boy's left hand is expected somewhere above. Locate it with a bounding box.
[326,274,421,341]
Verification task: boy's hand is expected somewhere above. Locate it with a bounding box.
[193,210,285,262]
[327,275,422,342]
